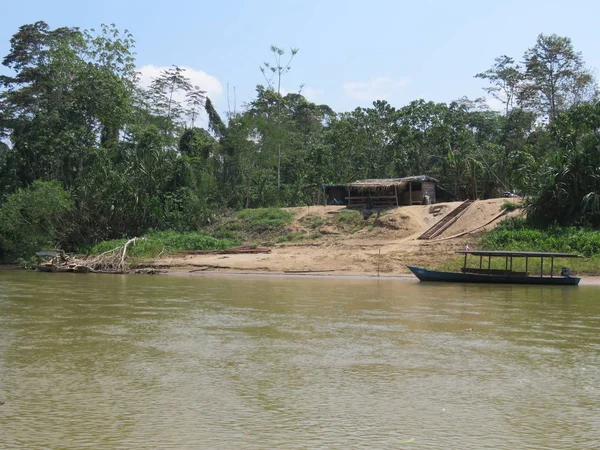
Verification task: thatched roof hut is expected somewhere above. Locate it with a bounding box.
[347,175,439,191]
[324,175,445,207]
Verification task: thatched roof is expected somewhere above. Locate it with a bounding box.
[347,175,438,191]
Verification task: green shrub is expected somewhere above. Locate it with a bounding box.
[436,218,600,274]
[237,208,294,231]
[335,209,366,233]
[0,180,73,260]
[210,229,240,241]
[501,200,519,211]
[83,230,238,258]
[300,215,326,229]
[482,217,600,257]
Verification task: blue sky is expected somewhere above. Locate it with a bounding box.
[2,0,599,117]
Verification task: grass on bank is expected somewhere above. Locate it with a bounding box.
[299,208,374,236]
[500,200,520,211]
[212,208,296,244]
[81,208,295,258]
[334,209,368,233]
[82,230,239,259]
[223,208,294,233]
[482,217,600,256]
[436,217,600,275]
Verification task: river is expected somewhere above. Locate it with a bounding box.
[1,271,599,449]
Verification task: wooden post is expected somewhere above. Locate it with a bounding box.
[505,256,508,272]
[510,256,513,272]
[525,257,528,275]
[541,257,544,277]
[479,255,482,269]
[395,185,399,207]
[409,183,412,205]
[488,255,491,270]
[550,257,554,278]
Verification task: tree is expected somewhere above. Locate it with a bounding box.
[525,102,600,225]
[0,180,73,259]
[178,127,216,159]
[260,45,299,190]
[204,97,226,138]
[0,22,87,185]
[475,55,525,115]
[185,86,206,129]
[521,34,597,122]
[260,45,299,96]
[83,24,138,147]
[148,65,192,137]
[0,22,136,188]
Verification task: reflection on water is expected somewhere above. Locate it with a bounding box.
[1,272,600,449]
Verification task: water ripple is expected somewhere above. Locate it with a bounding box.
[1,272,600,449]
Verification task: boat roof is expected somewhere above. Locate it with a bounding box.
[456,250,583,258]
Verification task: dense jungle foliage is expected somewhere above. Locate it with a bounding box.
[0,22,599,259]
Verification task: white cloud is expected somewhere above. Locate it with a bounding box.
[343,76,410,102]
[137,65,224,128]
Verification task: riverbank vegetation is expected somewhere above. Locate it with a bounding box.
[1,22,599,262]
[82,231,238,259]
[482,218,600,257]
[435,218,600,274]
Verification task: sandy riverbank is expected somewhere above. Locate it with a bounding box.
[146,199,522,277]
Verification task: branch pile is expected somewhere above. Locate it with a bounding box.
[38,237,140,274]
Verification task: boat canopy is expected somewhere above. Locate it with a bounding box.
[456,250,583,258]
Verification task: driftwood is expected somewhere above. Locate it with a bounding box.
[188,264,232,272]
[179,247,271,255]
[38,237,141,274]
[283,270,335,274]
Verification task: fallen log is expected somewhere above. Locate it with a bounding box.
[284,270,335,274]
[179,247,271,255]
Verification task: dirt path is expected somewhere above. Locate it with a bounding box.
[153,199,517,276]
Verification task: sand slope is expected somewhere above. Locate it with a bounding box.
[156,199,517,276]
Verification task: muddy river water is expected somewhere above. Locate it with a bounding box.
[1,271,599,449]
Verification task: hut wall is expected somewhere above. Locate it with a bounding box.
[410,190,422,203]
[410,182,423,203]
[399,182,436,204]
[337,177,440,206]
[399,186,424,204]
[400,191,410,205]
[325,186,348,205]
[422,181,436,203]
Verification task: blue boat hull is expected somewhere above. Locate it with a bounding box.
[406,265,581,286]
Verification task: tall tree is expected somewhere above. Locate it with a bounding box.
[521,34,596,122]
[185,86,206,129]
[475,55,525,115]
[260,45,299,190]
[148,65,192,137]
[0,22,136,187]
[525,101,600,225]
